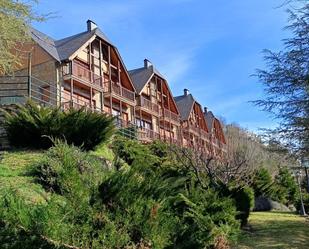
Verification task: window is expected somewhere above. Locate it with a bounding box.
[111,67,119,83]
[102,44,108,61]
[112,109,120,117]
[136,118,152,130]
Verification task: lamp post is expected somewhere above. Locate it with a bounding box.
[301,157,309,193]
[293,169,307,216]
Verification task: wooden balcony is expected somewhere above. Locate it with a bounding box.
[105,82,135,103]
[136,96,160,115]
[63,61,135,104]
[188,124,200,136]
[160,108,180,124]
[63,61,108,90]
[138,127,160,142]
[200,129,210,141]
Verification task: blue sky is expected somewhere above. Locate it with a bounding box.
[33,0,293,132]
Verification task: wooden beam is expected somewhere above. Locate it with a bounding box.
[90,87,93,110]
[108,45,112,114]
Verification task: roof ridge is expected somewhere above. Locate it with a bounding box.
[55,30,90,46]
[30,27,55,46]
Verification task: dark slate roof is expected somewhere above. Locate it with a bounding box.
[174,94,195,121]
[204,111,215,131]
[29,27,113,62]
[128,65,166,94]
[55,30,96,61]
[29,27,60,61]
[129,66,154,93]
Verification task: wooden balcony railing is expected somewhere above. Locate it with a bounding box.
[138,127,160,141]
[109,83,135,102]
[161,108,179,123]
[69,61,107,89]
[137,96,159,114]
[188,124,200,135]
[200,129,210,141]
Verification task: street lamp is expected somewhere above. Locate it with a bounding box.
[293,169,307,216]
[301,157,309,193]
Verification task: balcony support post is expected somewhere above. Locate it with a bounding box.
[100,92,104,113]
[108,46,112,115]
[70,77,73,108]
[99,40,103,88]
[159,77,166,141]
[119,100,123,126]
[90,87,93,110]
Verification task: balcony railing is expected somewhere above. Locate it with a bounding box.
[68,61,107,89]
[188,124,200,135]
[161,108,179,123]
[108,83,135,102]
[138,127,160,142]
[200,129,210,141]
[137,96,159,114]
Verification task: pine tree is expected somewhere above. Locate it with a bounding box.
[255,3,309,154]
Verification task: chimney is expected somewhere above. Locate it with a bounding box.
[144,59,152,68]
[184,88,189,96]
[87,20,97,31]
[204,107,208,114]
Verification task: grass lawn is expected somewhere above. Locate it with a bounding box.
[234,212,309,249]
[0,150,48,203]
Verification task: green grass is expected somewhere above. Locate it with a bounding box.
[0,150,49,203]
[234,212,309,249]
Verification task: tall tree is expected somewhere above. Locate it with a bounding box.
[254,3,309,155]
[0,0,45,74]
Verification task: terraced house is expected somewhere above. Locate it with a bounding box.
[204,109,227,159]
[129,60,181,144]
[174,90,212,156]
[0,20,136,125]
[0,20,226,159]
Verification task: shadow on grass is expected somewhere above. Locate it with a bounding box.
[235,212,309,249]
[0,223,61,249]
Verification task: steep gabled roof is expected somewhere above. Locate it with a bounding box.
[174,94,195,121]
[29,26,114,62]
[128,64,166,94]
[29,27,60,61]
[204,110,226,143]
[128,66,154,93]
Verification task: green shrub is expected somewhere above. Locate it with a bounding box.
[97,163,239,248]
[274,167,298,205]
[220,184,255,227]
[2,101,114,150]
[251,168,276,199]
[111,136,159,167]
[33,139,108,200]
[0,139,240,248]
[232,186,255,227]
[295,192,309,214]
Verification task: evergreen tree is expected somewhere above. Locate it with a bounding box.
[254,3,309,154]
[275,167,298,205]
